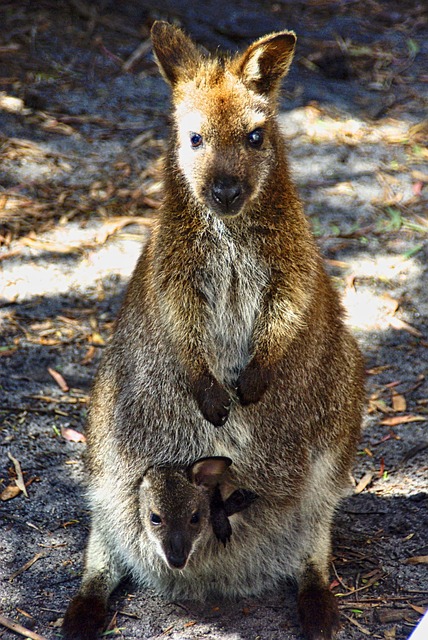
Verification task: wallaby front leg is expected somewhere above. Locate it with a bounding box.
[62,525,125,640]
[159,271,231,426]
[237,277,310,405]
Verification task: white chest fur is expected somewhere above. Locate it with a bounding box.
[199,215,268,384]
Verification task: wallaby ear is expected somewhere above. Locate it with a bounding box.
[190,457,232,489]
[151,21,203,86]
[237,31,296,96]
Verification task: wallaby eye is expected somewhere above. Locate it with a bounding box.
[190,512,200,525]
[150,513,162,526]
[247,128,264,148]
[190,133,203,148]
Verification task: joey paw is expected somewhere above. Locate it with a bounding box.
[224,489,258,516]
[193,374,231,427]
[237,361,272,406]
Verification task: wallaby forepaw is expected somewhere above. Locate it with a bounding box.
[193,374,231,427]
[298,585,341,640]
[237,361,271,405]
[62,593,107,640]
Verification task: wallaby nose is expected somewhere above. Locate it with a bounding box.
[211,176,242,213]
[166,552,188,569]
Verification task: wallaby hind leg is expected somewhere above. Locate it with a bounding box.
[63,525,125,640]
[297,562,340,640]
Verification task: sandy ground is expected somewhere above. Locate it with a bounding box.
[1,2,427,639]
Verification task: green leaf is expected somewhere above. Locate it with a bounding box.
[407,39,420,57]
[402,244,424,260]
[386,207,402,231]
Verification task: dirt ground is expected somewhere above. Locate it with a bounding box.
[1,1,427,639]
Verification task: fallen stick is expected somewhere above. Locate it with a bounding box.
[9,552,45,582]
[0,614,48,640]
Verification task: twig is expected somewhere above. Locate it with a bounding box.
[118,610,141,619]
[7,451,28,497]
[342,613,372,636]
[0,614,48,640]
[68,0,141,37]
[331,561,351,592]
[1,406,68,416]
[9,552,45,582]
[123,40,152,72]
[337,571,385,598]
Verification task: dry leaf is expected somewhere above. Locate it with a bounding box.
[48,367,69,392]
[404,555,428,565]
[369,399,395,414]
[412,169,428,182]
[1,484,22,501]
[7,452,28,497]
[61,427,86,443]
[355,471,374,494]
[409,605,427,615]
[382,293,400,315]
[366,365,393,375]
[392,392,406,412]
[81,345,96,365]
[380,415,426,426]
[388,316,423,337]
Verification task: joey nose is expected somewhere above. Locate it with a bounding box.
[211,176,242,213]
[165,533,190,570]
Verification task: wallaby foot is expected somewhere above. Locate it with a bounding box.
[193,373,231,426]
[298,580,340,640]
[62,593,107,640]
[237,359,272,405]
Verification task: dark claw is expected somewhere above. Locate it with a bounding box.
[193,373,231,427]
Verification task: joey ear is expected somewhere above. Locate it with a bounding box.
[151,21,203,86]
[237,31,296,96]
[190,457,232,489]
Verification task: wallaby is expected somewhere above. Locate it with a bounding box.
[63,21,365,640]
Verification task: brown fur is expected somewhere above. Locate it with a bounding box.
[63,21,365,640]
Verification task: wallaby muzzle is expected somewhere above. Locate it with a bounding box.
[164,531,192,570]
[210,175,243,216]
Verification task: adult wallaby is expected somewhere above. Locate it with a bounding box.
[63,21,365,640]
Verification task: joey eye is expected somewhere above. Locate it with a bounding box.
[247,128,264,148]
[190,512,200,525]
[190,133,203,148]
[150,513,162,526]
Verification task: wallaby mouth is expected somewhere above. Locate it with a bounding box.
[164,534,192,570]
[208,175,247,217]
[165,552,188,570]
